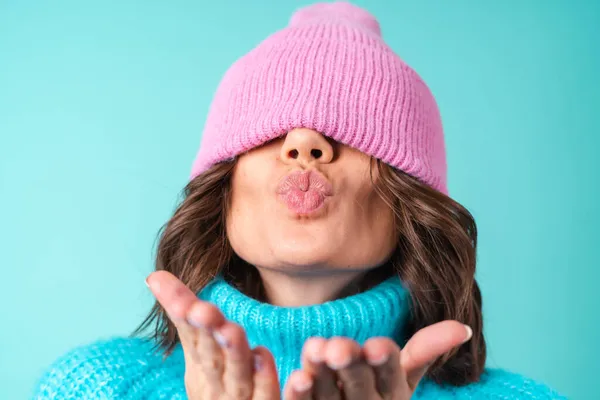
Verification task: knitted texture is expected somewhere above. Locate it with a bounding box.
[32,276,567,399]
[190,1,448,195]
[197,274,410,388]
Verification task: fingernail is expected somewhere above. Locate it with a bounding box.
[213,331,231,349]
[187,317,205,329]
[254,354,264,372]
[463,325,473,343]
[145,277,159,293]
[293,377,313,392]
[308,352,323,364]
[328,354,352,370]
[367,353,389,366]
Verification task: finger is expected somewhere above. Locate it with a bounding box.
[146,271,204,351]
[146,270,197,323]
[147,271,228,393]
[186,300,227,381]
[147,271,226,359]
[363,337,405,399]
[283,370,313,400]
[301,337,340,399]
[218,322,255,399]
[402,321,472,390]
[325,337,375,400]
[252,346,280,400]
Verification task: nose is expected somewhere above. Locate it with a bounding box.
[280,129,334,166]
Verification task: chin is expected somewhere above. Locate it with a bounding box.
[269,237,334,270]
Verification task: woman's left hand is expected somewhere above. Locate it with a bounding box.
[283,320,472,400]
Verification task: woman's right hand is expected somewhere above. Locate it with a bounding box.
[146,271,280,399]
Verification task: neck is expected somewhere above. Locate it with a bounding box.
[256,268,367,306]
[226,257,395,307]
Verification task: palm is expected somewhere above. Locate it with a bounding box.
[282,321,471,399]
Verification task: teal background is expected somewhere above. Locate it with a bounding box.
[1,0,598,398]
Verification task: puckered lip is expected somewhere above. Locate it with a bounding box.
[275,169,333,196]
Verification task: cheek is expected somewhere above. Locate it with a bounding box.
[370,195,397,255]
[226,167,278,264]
[227,182,262,243]
[340,183,396,264]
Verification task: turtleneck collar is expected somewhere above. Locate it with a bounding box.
[198,274,411,388]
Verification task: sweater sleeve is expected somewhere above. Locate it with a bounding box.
[31,337,187,399]
[414,368,567,399]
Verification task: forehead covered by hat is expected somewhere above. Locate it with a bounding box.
[191,1,447,195]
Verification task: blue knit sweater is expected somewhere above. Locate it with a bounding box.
[33,275,566,399]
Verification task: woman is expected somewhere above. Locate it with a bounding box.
[33,2,565,399]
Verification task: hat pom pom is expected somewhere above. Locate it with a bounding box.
[289,1,381,36]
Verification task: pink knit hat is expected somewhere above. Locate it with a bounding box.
[190,1,448,195]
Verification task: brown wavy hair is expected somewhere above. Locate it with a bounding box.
[132,158,486,386]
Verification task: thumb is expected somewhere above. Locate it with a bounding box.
[252,346,281,400]
[401,320,472,390]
